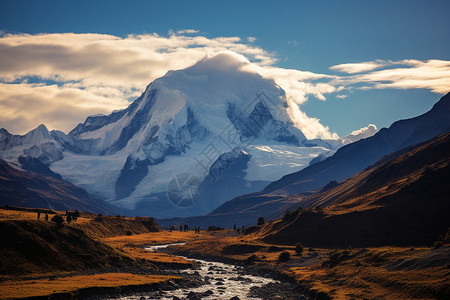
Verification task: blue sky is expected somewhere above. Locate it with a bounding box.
[0,0,449,136]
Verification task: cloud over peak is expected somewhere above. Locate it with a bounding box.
[0,32,448,139]
[0,32,338,138]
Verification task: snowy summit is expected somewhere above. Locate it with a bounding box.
[0,52,374,218]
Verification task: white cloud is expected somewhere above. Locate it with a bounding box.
[336,94,348,99]
[247,36,256,43]
[0,82,129,134]
[330,60,388,74]
[176,29,200,34]
[0,32,341,139]
[331,59,450,94]
[340,124,378,145]
[0,32,448,139]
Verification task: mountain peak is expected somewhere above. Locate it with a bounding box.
[22,124,51,144]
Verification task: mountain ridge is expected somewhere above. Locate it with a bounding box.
[260,131,450,247]
[0,158,117,214]
[1,53,368,217]
[158,92,450,228]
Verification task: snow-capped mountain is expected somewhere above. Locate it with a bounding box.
[0,52,374,218]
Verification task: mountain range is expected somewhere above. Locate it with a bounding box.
[0,52,373,218]
[260,130,450,247]
[158,92,450,228]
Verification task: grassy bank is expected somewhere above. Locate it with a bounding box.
[0,273,178,299]
[0,207,188,299]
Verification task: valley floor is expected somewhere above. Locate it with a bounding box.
[148,231,450,299]
[1,208,449,299]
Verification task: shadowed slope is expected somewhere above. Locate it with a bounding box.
[0,219,146,276]
[0,159,116,214]
[263,93,450,195]
[261,132,450,247]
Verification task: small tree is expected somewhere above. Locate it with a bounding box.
[51,215,64,227]
[257,216,265,226]
[278,251,290,262]
[95,213,103,221]
[434,241,444,248]
[295,242,304,255]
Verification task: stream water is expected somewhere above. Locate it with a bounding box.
[116,243,282,300]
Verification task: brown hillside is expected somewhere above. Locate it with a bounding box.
[262,132,450,247]
[72,215,162,239]
[0,219,155,277]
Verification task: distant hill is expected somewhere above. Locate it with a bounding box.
[0,159,116,214]
[259,131,450,247]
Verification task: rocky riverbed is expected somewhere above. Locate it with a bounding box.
[108,243,309,300]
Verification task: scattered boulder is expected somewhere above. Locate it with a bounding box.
[186,291,201,299]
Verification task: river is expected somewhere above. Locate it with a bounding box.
[114,243,286,300]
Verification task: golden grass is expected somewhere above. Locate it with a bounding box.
[122,246,193,266]
[0,209,91,223]
[285,247,450,299]
[101,231,201,248]
[0,273,177,299]
[166,233,450,299]
[0,210,193,299]
[101,231,203,267]
[6,208,446,299]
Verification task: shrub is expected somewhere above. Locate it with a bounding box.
[245,254,258,264]
[243,225,260,235]
[207,225,224,231]
[282,210,294,222]
[50,215,64,227]
[328,249,351,264]
[278,251,290,262]
[282,207,303,223]
[257,216,265,226]
[267,245,283,252]
[295,242,304,255]
[434,241,444,248]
